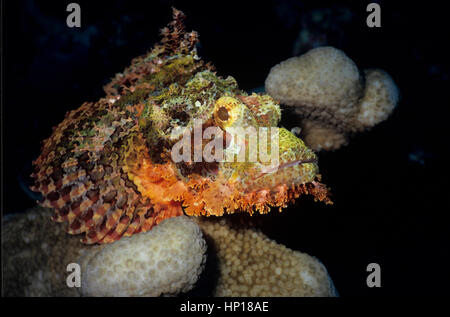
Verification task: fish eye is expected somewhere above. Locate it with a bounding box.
[217,107,229,121]
[214,96,238,128]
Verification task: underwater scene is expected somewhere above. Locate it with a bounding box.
[2,0,449,301]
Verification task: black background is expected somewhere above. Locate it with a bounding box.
[3,0,450,296]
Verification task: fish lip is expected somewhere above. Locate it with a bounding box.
[276,158,318,170]
[254,158,318,179]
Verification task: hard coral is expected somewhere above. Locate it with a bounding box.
[2,207,207,297]
[79,215,207,297]
[197,217,337,297]
[2,207,88,296]
[3,207,337,297]
[265,46,399,151]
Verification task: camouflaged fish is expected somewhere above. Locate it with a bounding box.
[31,8,332,244]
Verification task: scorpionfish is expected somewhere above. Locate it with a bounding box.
[31,8,332,244]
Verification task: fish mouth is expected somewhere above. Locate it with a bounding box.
[254,158,318,179]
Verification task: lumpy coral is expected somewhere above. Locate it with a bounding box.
[79,215,206,296]
[2,206,336,297]
[265,46,399,151]
[2,207,207,297]
[356,69,400,127]
[30,8,331,245]
[197,217,337,297]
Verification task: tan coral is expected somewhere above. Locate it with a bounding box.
[355,69,400,128]
[196,217,337,297]
[3,207,336,297]
[79,215,207,297]
[301,121,348,152]
[265,46,399,151]
[2,207,206,297]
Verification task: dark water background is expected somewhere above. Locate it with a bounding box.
[3,0,450,296]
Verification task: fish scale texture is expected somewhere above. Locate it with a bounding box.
[30,8,332,244]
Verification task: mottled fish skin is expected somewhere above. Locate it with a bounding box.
[31,8,331,244]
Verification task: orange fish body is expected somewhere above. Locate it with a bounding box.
[31,9,331,244]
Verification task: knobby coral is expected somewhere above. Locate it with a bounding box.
[2,206,336,297]
[265,46,399,151]
[79,215,207,296]
[2,207,207,297]
[196,217,337,297]
[30,8,331,245]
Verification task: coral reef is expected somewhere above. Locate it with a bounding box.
[2,206,336,297]
[2,207,88,296]
[4,8,338,298]
[30,8,331,245]
[2,207,206,297]
[265,46,399,151]
[196,217,337,297]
